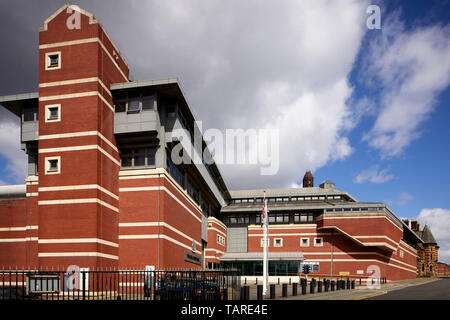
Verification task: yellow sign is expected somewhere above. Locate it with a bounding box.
[339,272,350,276]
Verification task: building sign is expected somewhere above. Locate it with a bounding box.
[339,271,350,276]
[184,251,201,265]
[300,262,319,273]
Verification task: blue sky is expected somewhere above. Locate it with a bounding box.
[0,0,449,262]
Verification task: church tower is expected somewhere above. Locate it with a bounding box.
[303,171,314,188]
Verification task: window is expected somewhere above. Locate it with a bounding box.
[217,235,225,246]
[300,213,308,222]
[114,94,156,113]
[314,237,323,247]
[120,148,156,168]
[45,156,60,175]
[45,51,61,70]
[430,265,433,272]
[23,108,38,122]
[45,104,61,122]
[127,99,140,113]
[274,238,283,247]
[300,238,309,247]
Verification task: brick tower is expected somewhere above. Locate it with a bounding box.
[303,171,314,188]
[37,4,129,269]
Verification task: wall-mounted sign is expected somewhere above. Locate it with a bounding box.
[184,251,201,265]
[192,241,196,253]
[339,271,350,276]
[300,262,319,273]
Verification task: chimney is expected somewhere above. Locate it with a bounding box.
[411,219,419,232]
[402,218,410,228]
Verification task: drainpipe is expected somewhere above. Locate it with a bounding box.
[157,173,160,270]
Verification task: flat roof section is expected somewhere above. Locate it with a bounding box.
[220,251,304,261]
[0,92,39,117]
[229,187,357,202]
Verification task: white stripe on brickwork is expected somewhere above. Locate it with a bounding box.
[119,186,202,223]
[38,198,119,213]
[118,234,199,252]
[39,91,114,112]
[38,238,118,248]
[39,77,111,96]
[39,144,120,166]
[118,168,203,214]
[38,184,118,200]
[0,237,38,242]
[119,221,201,247]
[38,252,118,260]
[0,226,38,232]
[39,131,118,153]
[39,37,128,81]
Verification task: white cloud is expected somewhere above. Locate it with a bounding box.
[416,208,450,264]
[0,114,27,184]
[396,191,413,206]
[354,164,395,184]
[362,13,450,158]
[113,0,370,189]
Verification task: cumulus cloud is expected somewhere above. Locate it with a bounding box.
[120,0,370,189]
[361,12,450,158]
[0,109,27,184]
[0,0,372,189]
[354,164,395,184]
[416,208,450,264]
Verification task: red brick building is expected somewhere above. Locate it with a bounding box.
[0,4,440,282]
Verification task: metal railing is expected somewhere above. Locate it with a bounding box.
[0,269,241,301]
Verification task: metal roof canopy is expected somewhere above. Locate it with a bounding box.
[0,92,38,117]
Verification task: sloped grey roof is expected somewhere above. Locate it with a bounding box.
[229,187,356,201]
[416,225,437,244]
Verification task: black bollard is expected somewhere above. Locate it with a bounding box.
[282,283,288,298]
[318,280,322,293]
[310,279,315,294]
[270,284,275,299]
[331,280,335,291]
[301,280,307,295]
[245,285,250,300]
[257,285,263,300]
[324,280,329,292]
[351,280,355,289]
[346,279,350,290]
[292,283,298,296]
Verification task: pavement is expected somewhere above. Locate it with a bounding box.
[252,277,444,300]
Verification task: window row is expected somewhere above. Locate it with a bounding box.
[260,237,323,247]
[232,195,342,204]
[325,207,383,213]
[223,212,316,226]
[120,148,156,168]
[114,94,156,113]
